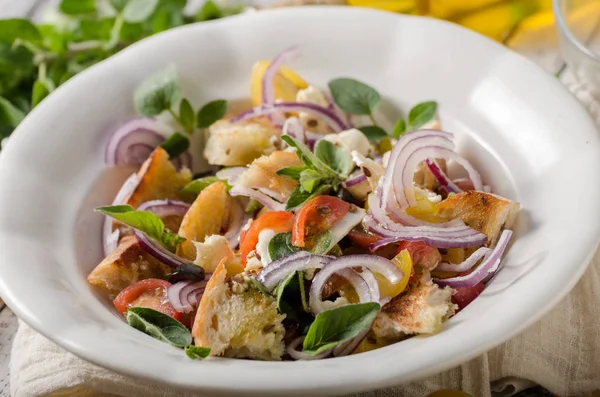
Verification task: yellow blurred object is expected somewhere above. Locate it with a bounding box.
[427,390,473,397]
[445,248,465,264]
[429,0,502,19]
[250,60,308,107]
[405,192,442,223]
[373,249,412,299]
[506,9,556,49]
[347,0,415,12]
[378,137,393,154]
[352,330,393,354]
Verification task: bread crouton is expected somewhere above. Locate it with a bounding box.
[372,279,456,339]
[204,119,281,166]
[192,261,286,360]
[192,234,243,274]
[87,236,171,299]
[177,181,231,260]
[126,147,191,209]
[437,191,519,248]
[236,151,302,199]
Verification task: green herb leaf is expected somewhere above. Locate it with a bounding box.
[282,135,336,177]
[109,0,127,12]
[268,232,299,262]
[59,0,96,15]
[0,19,41,43]
[358,125,387,142]
[302,302,381,354]
[178,99,194,132]
[161,230,186,253]
[0,97,25,127]
[408,101,437,130]
[123,0,160,23]
[393,118,406,138]
[311,230,332,255]
[181,176,219,197]
[161,132,189,158]
[275,271,310,321]
[285,184,331,211]
[245,198,263,214]
[196,0,222,21]
[299,169,324,193]
[185,345,211,360]
[328,78,381,116]
[314,139,352,176]
[275,166,307,181]
[134,65,181,117]
[126,307,192,348]
[249,277,273,297]
[96,205,164,242]
[196,99,227,129]
[31,78,55,108]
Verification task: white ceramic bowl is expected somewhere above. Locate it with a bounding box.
[0,6,599,396]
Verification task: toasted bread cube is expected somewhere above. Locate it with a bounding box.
[236,151,302,199]
[126,147,191,209]
[192,234,242,274]
[87,236,171,299]
[192,261,286,360]
[204,119,281,166]
[372,279,456,339]
[437,191,519,248]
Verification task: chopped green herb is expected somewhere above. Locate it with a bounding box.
[268,232,299,262]
[161,132,190,158]
[328,78,381,116]
[181,176,220,197]
[134,65,181,117]
[358,125,388,142]
[408,101,437,130]
[196,99,227,129]
[392,118,406,138]
[185,345,211,360]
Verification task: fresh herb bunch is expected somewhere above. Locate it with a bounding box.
[0,0,241,143]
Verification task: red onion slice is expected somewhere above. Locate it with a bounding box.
[337,268,380,307]
[230,102,348,132]
[425,159,462,194]
[105,118,166,166]
[433,230,513,289]
[344,170,367,188]
[102,173,140,256]
[135,229,193,269]
[255,187,286,203]
[434,246,492,272]
[283,117,305,144]
[229,185,286,212]
[309,255,403,314]
[167,280,207,313]
[333,326,370,357]
[216,167,247,185]
[256,251,333,291]
[262,46,300,125]
[171,151,193,171]
[137,199,190,218]
[286,336,333,360]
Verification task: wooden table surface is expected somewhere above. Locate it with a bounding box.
[0,1,585,396]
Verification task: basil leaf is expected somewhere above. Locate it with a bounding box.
[179,99,195,132]
[109,0,127,12]
[393,118,406,138]
[275,166,307,181]
[31,79,53,108]
[314,139,352,176]
[358,125,387,142]
[123,0,160,23]
[95,205,164,243]
[161,132,189,158]
[196,99,227,129]
[303,302,380,354]
[126,307,192,348]
[181,176,219,197]
[285,184,331,211]
[59,0,96,15]
[134,65,181,117]
[0,97,25,127]
[245,198,263,214]
[162,230,186,253]
[311,230,332,255]
[299,169,324,193]
[328,78,381,116]
[275,271,310,321]
[0,19,42,43]
[281,135,336,177]
[185,345,211,360]
[408,101,437,130]
[268,232,299,262]
[196,0,222,22]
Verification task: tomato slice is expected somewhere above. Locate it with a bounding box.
[452,282,485,312]
[292,196,350,248]
[398,241,441,271]
[239,211,294,266]
[347,229,382,248]
[113,278,181,321]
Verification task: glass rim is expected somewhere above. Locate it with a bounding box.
[553,0,600,63]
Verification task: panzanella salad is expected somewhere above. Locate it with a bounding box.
[87,46,519,361]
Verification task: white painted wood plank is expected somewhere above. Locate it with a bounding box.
[0,309,18,397]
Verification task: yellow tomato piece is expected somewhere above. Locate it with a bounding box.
[347,0,414,13]
[351,330,392,354]
[374,249,412,299]
[378,137,393,154]
[406,192,443,223]
[250,60,308,107]
[444,248,465,264]
[427,390,472,397]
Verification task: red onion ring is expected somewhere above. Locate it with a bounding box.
[137,199,190,218]
[229,185,286,212]
[171,151,193,171]
[336,268,380,307]
[102,173,140,256]
[255,187,286,203]
[135,229,193,269]
[262,46,300,125]
[433,230,513,288]
[105,118,166,166]
[167,280,207,313]
[309,255,403,314]
[286,336,333,360]
[283,117,305,144]
[434,246,492,272]
[256,251,333,291]
[344,170,367,188]
[230,102,348,132]
[333,326,370,357]
[425,159,462,194]
[216,167,247,185]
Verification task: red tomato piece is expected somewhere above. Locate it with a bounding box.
[113,278,181,321]
[239,211,294,266]
[452,282,485,312]
[347,229,382,248]
[292,196,350,248]
[398,241,441,271]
